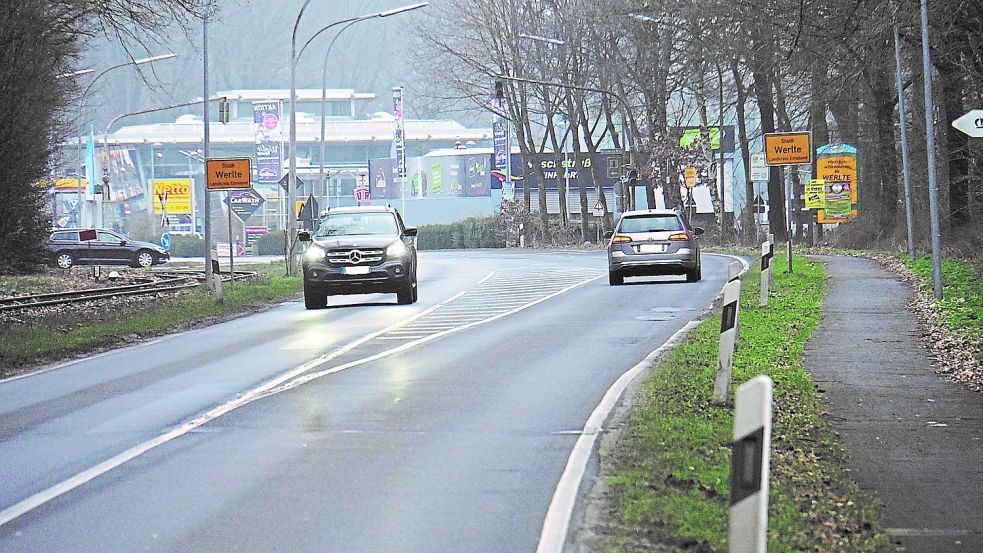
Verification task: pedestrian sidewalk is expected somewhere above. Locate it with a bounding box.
[803,256,983,552]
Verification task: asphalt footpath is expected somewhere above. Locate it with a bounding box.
[803,255,983,552]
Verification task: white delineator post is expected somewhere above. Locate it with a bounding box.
[713,274,741,402]
[727,260,743,344]
[759,240,771,307]
[729,375,773,553]
[767,233,775,287]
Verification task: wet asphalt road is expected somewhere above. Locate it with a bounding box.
[0,250,733,552]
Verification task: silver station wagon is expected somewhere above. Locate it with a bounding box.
[606,209,704,285]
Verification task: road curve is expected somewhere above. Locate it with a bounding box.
[0,250,734,552]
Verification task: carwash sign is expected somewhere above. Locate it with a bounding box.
[224,188,265,222]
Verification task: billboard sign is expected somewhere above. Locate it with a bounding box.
[153,178,192,214]
[816,148,858,223]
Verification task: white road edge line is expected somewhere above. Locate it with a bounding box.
[535,252,749,553]
[0,271,601,528]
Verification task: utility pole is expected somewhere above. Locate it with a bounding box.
[919,0,944,299]
[202,14,215,293]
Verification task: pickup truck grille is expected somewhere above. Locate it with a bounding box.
[327,248,385,266]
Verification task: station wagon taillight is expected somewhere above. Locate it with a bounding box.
[612,235,632,244]
[668,232,690,241]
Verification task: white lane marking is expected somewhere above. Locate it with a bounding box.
[477,271,495,285]
[0,273,601,528]
[536,253,747,553]
[0,289,466,528]
[536,320,701,553]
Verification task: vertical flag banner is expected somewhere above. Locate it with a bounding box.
[85,129,97,196]
[393,87,407,195]
[253,101,283,184]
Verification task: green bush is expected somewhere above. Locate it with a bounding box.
[169,234,205,257]
[417,216,502,250]
[255,230,287,256]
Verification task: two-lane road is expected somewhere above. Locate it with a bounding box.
[0,250,736,552]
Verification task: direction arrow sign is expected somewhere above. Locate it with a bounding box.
[952,109,983,138]
[224,188,265,222]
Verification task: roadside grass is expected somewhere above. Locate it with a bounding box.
[0,262,300,374]
[0,273,78,295]
[595,256,893,552]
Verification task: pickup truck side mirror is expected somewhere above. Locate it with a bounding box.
[297,231,311,242]
[403,227,418,237]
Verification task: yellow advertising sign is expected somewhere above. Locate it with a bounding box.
[684,166,697,188]
[764,132,812,166]
[296,201,306,219]
[206,158,251,190]
[54,177,87,191]
[804,179,826,209]
[153,178,193,214]
[816,154,858,223]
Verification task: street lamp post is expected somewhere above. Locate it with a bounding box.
[287,1,429,275]
[320,20,360,209]
[74,53,176,229]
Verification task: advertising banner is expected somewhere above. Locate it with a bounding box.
[493,118,507,179]
[153,178,193,214]
[253,101,283,184]
[393,87,406,182]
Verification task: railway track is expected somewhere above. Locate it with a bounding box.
[0,270,258,312]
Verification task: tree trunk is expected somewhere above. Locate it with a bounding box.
[732,58,755,240]
[748,44,787,242]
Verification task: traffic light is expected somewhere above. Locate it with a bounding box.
[218,99,230,124]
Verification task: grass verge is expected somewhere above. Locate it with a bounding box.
[592,255,893,552]
[892,254,983,361]
[0,262,300,375]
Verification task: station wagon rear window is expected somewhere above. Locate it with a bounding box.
[619,215,683,233]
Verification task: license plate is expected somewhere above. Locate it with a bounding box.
[638,244,666,253]
[341,266,370,275]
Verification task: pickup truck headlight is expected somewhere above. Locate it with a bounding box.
[386,239,408,258]
[304,244,326,262]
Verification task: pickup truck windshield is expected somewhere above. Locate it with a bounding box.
[316,212,399,237]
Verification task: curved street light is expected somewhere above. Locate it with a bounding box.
[319,20,360,207]
[286,2,429,275]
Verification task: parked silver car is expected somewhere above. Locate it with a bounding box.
[606,209,704,285]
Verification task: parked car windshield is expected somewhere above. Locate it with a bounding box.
[315,212,399,237]
[619,215,683,233]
